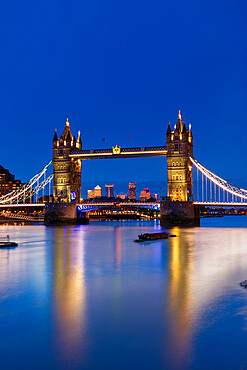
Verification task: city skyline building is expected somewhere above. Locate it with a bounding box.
[87,190,94,199]
[105,184,114,198]
[139,188,151,201]
[128,182,136,200]
[94,185,102,198]
[0,165,23,196]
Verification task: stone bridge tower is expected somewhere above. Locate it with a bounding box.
[160,111,199,226]
[166,111,193,201]
[52,118,82,203]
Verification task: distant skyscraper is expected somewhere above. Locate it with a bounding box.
[139,188,151,201]
[87,190,94,199]
[105,184,114,198]
[94,185,102,198]
[128,182,136,199]
[0,165,22,196]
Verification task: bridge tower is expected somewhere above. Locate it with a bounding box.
[160,111,199,226]
[166,111,193,201]
[52,118,82,203]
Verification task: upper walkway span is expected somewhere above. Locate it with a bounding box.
[70,146,167,160]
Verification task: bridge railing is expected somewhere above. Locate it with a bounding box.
[0,162,53,205]
[191,156,247,204]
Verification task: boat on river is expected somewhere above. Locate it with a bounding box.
[0,241,18,248]
[135,231,169,242]
[0,236,18,248]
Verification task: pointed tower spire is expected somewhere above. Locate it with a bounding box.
[166,120,171,135]
[53,128,58,149]
[175,110,182,133]
[76,130,82,149]
[188,123,193,143]
[66,117,70,127]
[182,121,187,134]
[53,128,58,142]
[189,123,192,135]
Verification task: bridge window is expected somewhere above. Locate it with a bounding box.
[175,144,179,151]
[180,175,182,180]
[179,162,182,166]
[176,162,178,166]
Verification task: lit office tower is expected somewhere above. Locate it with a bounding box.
[0,165,22,196]
[128,182,136,199]
[94,185,102,198]
[105,184,114,198]
[87,190,94,199]
[140,188,151,201]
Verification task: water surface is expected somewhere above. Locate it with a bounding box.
[0,217,247,369]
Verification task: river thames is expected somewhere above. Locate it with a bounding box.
[0,217,247,369]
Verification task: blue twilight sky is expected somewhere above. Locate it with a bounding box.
[0,0,247,194]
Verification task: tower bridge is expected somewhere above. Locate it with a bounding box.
[1,111,247,225]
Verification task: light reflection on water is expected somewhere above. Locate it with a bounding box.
[0,218,247,369]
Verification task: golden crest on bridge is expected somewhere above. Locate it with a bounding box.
[112,145,121,154]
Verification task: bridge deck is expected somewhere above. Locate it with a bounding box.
[0,203,45,208]
[194,202,247,207]
[70,146,167,160]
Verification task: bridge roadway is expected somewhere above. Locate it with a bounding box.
[1,202,247,209]
[194,202,247,206]
[70,146,167,160]
[0,204,45,208]
[0,202,160,211]
[77,202,160,211]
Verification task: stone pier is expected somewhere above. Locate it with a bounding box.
[44,203,78,226]
[160,199,200,227]
[44,203,90,225]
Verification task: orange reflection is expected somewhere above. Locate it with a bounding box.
[115,227,121,269]
[52,227,87,360]
[166,227,194,366]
